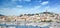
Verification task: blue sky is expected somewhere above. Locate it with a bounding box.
[0,0,60,16]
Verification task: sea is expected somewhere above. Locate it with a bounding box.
[0,22,49,28]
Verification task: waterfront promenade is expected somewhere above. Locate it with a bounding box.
[0,21,60,28]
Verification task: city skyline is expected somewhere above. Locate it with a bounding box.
[0,0,60,16]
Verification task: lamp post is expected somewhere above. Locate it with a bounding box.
[25,17,28,28]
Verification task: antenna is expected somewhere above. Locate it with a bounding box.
[46,9,47,12]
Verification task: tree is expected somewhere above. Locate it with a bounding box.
[20,14,23,17]
[6,17,12,22]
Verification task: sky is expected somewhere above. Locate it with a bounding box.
[0,0,60,16]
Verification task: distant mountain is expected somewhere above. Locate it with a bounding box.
[0,14,4,16]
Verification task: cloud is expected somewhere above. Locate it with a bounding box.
[12,0,31,2]
[16,5,23,8]
[11,0,18,1]
[45,6,50,10]
[25,5,41,14]
[38,0,41,2]
[0,0,18,8]
[12,0,22,1]
[41,1,48,5]
[0,8,24,16]
[0,0,50,16]
[24,0,31,2]
[30,6,41,10]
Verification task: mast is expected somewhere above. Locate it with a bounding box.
[46,9,48,19]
